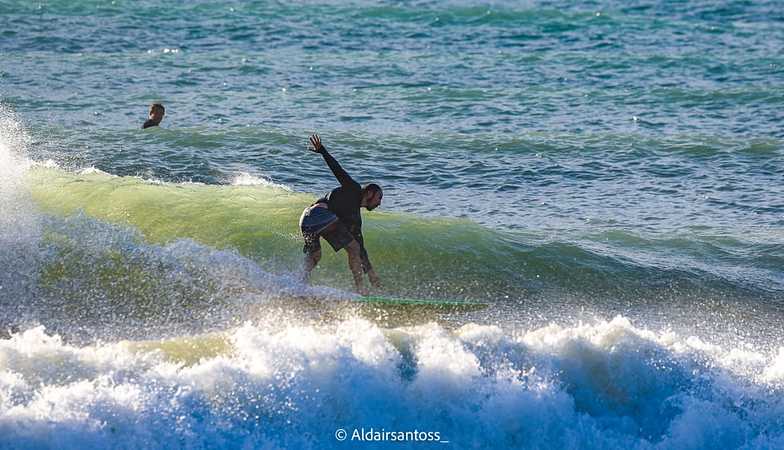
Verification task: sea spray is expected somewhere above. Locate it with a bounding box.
[0,105,44,327]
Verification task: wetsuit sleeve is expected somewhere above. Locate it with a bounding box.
[321,150,358,188]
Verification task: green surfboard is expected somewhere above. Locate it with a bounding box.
[356,295,488,312]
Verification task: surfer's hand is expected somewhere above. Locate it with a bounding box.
[368,269,382,289]
[308,134,325,153]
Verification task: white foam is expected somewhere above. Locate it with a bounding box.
[1,317,782,449]
[763,347,784,384]
[78,167,112,176]
[0,106,33,206]
[230,172,291,191]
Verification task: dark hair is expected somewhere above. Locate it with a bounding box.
[362,183,382,197]
[150,103,165,113]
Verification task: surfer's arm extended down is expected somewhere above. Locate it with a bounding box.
[355,231,380,287]
[308,134,356,187]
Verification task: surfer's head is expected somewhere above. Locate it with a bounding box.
[148,103,165,125]
[361,183,383,211]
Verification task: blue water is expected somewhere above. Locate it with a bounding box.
[1,1,783,449]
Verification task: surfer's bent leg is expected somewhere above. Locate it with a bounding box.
[302,249,321,281]
[300,205,332,282]
[319,221,366,295]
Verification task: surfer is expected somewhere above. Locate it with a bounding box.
[142,103,165,129]
[300,134,382,295]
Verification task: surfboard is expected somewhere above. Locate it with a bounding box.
[356,295,488,312]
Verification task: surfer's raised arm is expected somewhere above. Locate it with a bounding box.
[308,134,357,188]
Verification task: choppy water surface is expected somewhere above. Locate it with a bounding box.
[1,1,783,448]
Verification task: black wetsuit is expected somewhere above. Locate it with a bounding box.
[142,119,158,129]
[316,149,372,272]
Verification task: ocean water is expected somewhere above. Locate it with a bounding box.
[1,1,783,448]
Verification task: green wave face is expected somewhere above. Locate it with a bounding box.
[28,167,532,300]
[28,168,310,263]
[26,166,779,318]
